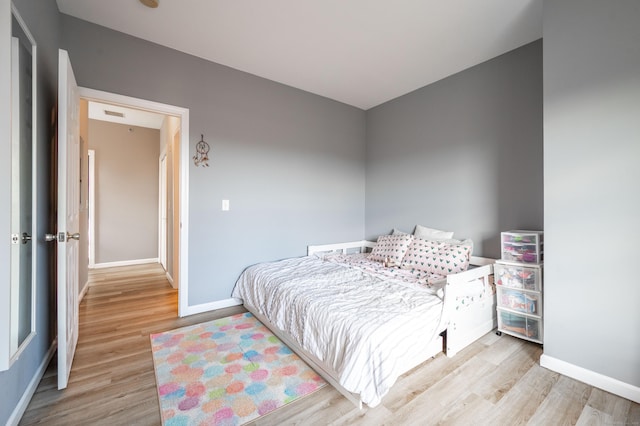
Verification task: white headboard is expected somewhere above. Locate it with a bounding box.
[307,240,376,256]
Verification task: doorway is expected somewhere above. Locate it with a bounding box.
[78,88,190,316]
[85,104,166,270]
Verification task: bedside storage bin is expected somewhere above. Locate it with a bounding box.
[497,287,541,315]
[494,262,542,291]
[498,310,542,343]
[501,230,543,264]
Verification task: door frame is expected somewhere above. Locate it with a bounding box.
[87,149,95,268]
[158,152,167,271]
[79,87,190,317]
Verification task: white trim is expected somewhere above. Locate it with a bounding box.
[7,340,56,426]
[90,258,159,269]
[540,354,640,404]
[158,153,167,271]
[79,88,189,116]
[8,331,34,366]
[158,143,168,162]
[166,271,175,288]
[27,16,37,366]
[87,149,95,268]
[77,87,189,317]
[178,115,189,317]
[78,280,89,303]
[182,298,243,317]
[0,0,10,372]
[10,34,20,359]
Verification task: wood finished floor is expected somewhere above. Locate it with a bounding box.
[20,264,640,425]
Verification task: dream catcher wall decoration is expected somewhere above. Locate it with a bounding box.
[193,134,210,167]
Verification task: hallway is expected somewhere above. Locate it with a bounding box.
[19,263,243,425]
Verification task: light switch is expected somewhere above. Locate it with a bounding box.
[222,199,230,211]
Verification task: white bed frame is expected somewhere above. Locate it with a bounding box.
[242,240,496,409]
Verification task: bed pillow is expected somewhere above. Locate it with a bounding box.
[428,239,473,275]
[413,224,454,241]
[369,234,414,265]
[400,237,443,272]
[392,228,409,236]
[443,237,474,256]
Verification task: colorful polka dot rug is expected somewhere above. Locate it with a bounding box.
[149,312,325,426]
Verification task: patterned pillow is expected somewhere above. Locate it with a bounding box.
[401,238,443,272]
[428,239,472,275]
[369,234,414,265]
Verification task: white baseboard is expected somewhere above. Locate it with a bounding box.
[181,298,243,317]
[79,280,89,303]
[540,354,640,403]
[166,272,176,288]
[7,340,57,426]
[90,258,159,269]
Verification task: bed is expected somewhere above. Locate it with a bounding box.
[231,237,496,409]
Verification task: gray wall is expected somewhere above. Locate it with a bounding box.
[0,0,59,424]
[6,2,635,422]
[88,120,160,264]
[60,15,367,304]
[543,0,640,387]
[365,40,543,257]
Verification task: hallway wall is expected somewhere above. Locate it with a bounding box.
[88,120,160,264]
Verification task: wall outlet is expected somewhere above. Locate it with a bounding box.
[222,199,230,211]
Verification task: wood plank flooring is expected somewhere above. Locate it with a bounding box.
[20,264,640,425]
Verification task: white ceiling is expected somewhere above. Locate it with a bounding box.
[88,101,165,129]
[57,0,543,110]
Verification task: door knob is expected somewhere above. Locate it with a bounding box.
[44,232,80,242]
[21,232,32,244]
[66,232,80,241]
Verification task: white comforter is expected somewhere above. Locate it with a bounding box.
[231,255,447,407]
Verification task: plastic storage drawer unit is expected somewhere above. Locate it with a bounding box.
[498,310,542,343]
[501,230,543,264]
[494,262,542,291]
[497,287,541,315]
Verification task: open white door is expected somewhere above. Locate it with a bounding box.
[57,49,80,390]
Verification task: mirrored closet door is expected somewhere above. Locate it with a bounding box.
[4,6,37,369]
